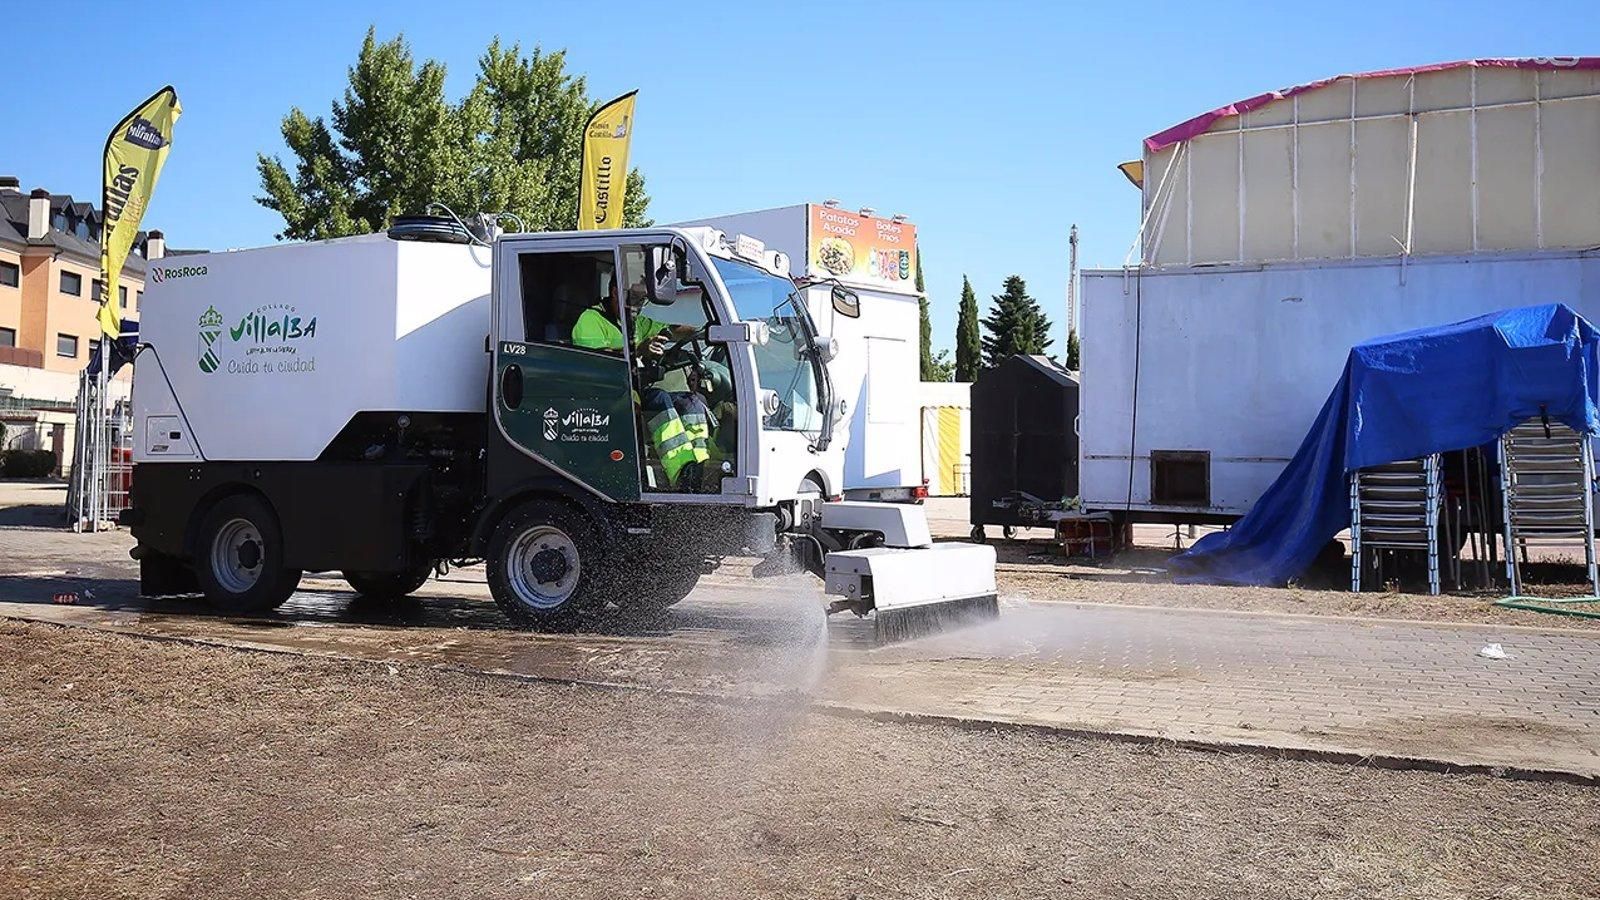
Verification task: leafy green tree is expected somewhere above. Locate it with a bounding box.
[1065,328,1081,371]
[926,349,955,382]
[916,247,935,380]
[257,29,649,241]
[954,275,981,382]
[981,275,1052,370]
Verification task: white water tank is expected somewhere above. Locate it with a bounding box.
[133,234,493,462]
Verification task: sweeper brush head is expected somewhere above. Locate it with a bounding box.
[874,593,1000,644]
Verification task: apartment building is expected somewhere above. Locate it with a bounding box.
[0,175,163,376]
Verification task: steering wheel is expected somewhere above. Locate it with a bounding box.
[659,326,709,371]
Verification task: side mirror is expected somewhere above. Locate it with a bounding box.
[831,285,861,319]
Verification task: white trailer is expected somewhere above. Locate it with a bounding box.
[1079,249,1600,521]
[675,204,925,501]
[1080,58,1600,524]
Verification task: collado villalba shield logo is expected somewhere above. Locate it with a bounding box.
[198,305,223,373]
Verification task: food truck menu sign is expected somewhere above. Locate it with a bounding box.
[807,205,918,291]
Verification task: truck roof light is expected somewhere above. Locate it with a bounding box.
[732,233,765,262]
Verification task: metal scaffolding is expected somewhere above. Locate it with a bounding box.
[67,365,133,532]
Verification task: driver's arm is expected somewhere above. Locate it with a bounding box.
[631,314,698,359]
[632,314,696,343]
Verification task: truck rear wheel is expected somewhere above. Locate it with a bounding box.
[343,565,433,601]
[194,493,302,613]
[486,500,600,629]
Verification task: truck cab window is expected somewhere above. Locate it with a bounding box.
[518,250,619,350]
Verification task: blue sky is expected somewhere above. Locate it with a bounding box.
[8,1,1596,354]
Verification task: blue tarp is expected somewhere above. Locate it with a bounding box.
[1169,303,1600,586]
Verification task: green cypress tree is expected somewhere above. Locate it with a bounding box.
[954,275,982,382]
[981,275,1052,370]
[1065,328,1081,371]
[915,246,935,380]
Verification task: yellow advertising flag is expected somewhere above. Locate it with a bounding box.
[99,86,181,337]
[578,91,637,231]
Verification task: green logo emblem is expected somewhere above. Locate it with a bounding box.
[198,305,223,373]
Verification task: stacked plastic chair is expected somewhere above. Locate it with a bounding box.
[1498,420,1599,596]
[1350,456,1443,595]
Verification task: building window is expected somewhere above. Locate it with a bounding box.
[119,286,128,308]
[135,290,142,308]
[0,327,15,348]
[89,338,102,360]
[0,261,17,288]
[56,333,79,358]
[91,279,104,302]
[60,271,82,296]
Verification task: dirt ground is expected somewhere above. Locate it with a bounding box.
[3,619,1598,900]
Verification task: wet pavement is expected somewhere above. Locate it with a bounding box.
[3,490,1600,779]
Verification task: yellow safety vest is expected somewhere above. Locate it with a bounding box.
[572,306,667,351]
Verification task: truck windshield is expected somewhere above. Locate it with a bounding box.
[711,256,831,441]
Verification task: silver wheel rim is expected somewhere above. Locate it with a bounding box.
[507,524,579,610]
[210,517,264,594]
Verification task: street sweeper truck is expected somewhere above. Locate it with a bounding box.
[121,219,996,640]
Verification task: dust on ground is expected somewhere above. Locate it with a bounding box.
[2,619,1598,900]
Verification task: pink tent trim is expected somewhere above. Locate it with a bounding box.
[1145,57,1600,153]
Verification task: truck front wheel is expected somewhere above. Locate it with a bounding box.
[486,500,601,629]
[194,493,302,613]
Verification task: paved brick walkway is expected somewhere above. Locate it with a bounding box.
[823,600,1600,776]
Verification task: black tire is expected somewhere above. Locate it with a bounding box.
[193,493,301,613]
[342,565,433,601]
[969,525,987,543]
[1002,525,1019,541]
[486,499,602,629]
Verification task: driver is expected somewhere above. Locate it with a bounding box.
[572,269,712,491]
